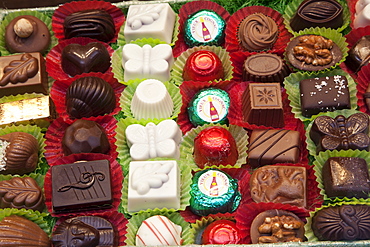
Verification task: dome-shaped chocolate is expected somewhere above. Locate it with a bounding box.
[66,76,116,119]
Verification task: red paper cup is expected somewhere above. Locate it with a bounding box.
[356,63,370,114]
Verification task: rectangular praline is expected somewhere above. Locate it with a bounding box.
[242,83,284,128]
[0,52,48,97]
[51,159,112,212]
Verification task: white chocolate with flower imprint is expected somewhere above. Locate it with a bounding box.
[124,3,176,43]
[354,1,370,28]
[128,160,180,212]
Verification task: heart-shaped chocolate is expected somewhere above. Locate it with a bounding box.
[61,42,110,77]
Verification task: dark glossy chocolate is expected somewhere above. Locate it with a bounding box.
[0,132,39,175]
[250,165,306,207]
[310,113,370,154]
[312,205,370,240]
[290,0,343,32]
[62,119,110,155]
[248,129,301,168]
[300,75,350,117]
[61,42,111,77]
[365,83,370,111]
[242,83,284,127]
[51,159,112,212]
[242,53,290,83]
[202,220,240,244]
[0,215,50,247]
[345,36,370,73]
[64,9,115,42]
[52,216,115,247]
[5,15,50,54]
[0,52,48,97]
[0,177,44,211]
[250,209,304,244]
[66,76,116,119]
[323,157,370,199]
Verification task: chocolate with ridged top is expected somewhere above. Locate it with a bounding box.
[345,36,370,73]
[61,42,111,77]
[66,76,116,119]
[64,9,115,42]
[290,0,343,32]
[312,205,370,240]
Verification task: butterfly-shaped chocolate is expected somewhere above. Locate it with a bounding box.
[310,113,370,154]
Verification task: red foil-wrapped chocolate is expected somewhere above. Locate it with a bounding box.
[193,126,238,168]
[202,219,241,244]
[183,50,224,81]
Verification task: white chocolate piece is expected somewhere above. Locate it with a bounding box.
[124,3,176,43]
[128,160,180,212]
[131,79,174,120]
[122,44,174,82]
[354,4,370,28]
[125,119,182,160]
[356,0,370,13]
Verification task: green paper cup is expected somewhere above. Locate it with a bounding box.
[283,68,357,122]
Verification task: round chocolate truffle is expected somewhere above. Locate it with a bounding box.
[5,15,50,54]
[66,76,116,119]
[62,119,110,155]
[238,13,278,52]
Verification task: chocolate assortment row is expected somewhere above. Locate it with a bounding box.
[1,0,370,246]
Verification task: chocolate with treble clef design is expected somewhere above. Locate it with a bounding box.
[51,159,112,213]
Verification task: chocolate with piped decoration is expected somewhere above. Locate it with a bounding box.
[345,36,370,73]
[0,132,39,175]
[0,177,44,212]
[51,159,113,212]
[183,50,224,82]
[193,126,238,168]
[242,53,290,83]
[5,15,50,54]
[242,83,284,128]
[202,220,241,244]
[312,205,370,240]
[62,119,110,155]
[238,13,278,52]
[299,75,350,117]
[64,9,115,42]
[66,76,116,119]
[290,0,343,32]
[0,52,48,97]
[51,215,115,247]
[250,165,306,207]
[0,215,50,247]
[61,42,111,77]
[250,209,305,244]
[309,113,370,154]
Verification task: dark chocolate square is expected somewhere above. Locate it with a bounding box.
[323,157,370,199]
[51,159,112,212]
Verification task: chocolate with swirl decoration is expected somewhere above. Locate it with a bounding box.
[238,13,278,52]
[312,205,370,240]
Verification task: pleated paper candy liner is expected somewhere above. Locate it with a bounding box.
[0,10,57,56]
[305,109,367,157]
[235,202,309,244]
[348,0,358,29]
[44,115,118,165]
[120,157,191,215]
[170,45,234,86]
[283,68,357,123]
[46,37,114,81]
[283,0,350,35]
[53,211,128,246]
[119,78,182,125]
[179,123,248,171]
[49,72,125,121]
[243,163,323,212]
[0,124,47,175]
[225,5,292,54]
[125,209,194,245]
[52,0,125,44]
[177,80,234,134]
[305,200,370,241]
[173,0,230,57]
[284,27,348,73]
[357,63,370,114]
[44,153,123,217]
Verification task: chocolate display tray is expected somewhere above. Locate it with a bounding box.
[1,0,370,246]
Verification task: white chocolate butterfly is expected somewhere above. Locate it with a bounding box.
[125,119,182,160]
